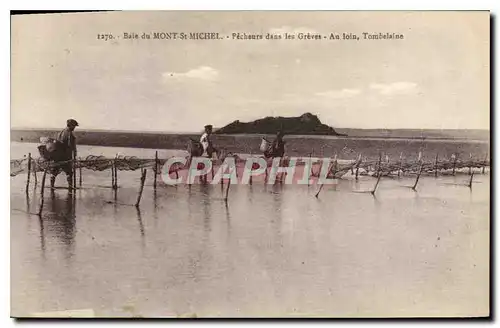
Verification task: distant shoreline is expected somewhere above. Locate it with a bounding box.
[11,128,489,160]
[10,128,489,155]
[10,128,490,140]
[212,133,489,142]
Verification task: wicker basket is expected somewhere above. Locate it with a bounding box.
[260,137,270,152]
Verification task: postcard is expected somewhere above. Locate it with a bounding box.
[10,11,490,318]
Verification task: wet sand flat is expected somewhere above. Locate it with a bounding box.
[10,143,489,317]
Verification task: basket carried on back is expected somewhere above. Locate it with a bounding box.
[260,137,270,152]
[37,137,70,162]
[187,138,204,157]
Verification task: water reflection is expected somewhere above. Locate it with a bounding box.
[247,184,254,204]
[38,211,46,257]
[182,185,214,283]
[224,201,231,236]
[200,184,212,236]
[135,207,146,255]
[41,192,77,261]
[372,192,381,212]
[135,206,146,238]
[270,184,283,237]
[11,143,491,317]
[25,193,33,233]
[25,193,30,215]
[113,189,118,222]
[153,189,158,228]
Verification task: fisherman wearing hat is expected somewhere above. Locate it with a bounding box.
[264,130,286,158]
[200,124,217,158]
[49,119,79,190]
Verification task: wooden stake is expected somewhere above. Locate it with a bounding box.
[79,157,82,187]
[371,174,382,195]
[412,162,423,191]
[311,150,315,182]
[111,161,115,189]
[154,151,158,190]
[249,163,253,186]
[332,154,338,179]
[434,153,439,178]
[38,170,47,216]
[224,181,231,202]
[315,158,335,198]
[398,152,404,178]
[468,153,473,175]
[371,154,383,195]
[224,168,232,202]
[452,154,457,176]
[73,152,77,191]
[213,153,218,182]
[25,153,31,194]
[33,168,37,187]
[135,169,147,207]
[469,171,474,188]
[315,183,325,198]
[308,153,312,186]
[482,153,488,174]
[376,153,382,177]
[114,156,118,189]
[246,152,252,185]
[355,154,362,181]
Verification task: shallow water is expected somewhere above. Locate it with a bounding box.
[10,143,490,317]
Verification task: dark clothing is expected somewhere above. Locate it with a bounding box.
[49,162,73,183]
[57,127,77,159]
[265,138,285,158]
[36,127,77,189]
[50,127,76,188]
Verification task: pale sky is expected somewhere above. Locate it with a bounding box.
[11,11,490,132]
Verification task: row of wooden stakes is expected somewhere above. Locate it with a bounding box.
[22,151,490,215]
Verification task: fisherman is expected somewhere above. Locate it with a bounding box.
[264,131,286,158]
[200,124,218,158]
[195,124,219,184]
[50,119,79,190]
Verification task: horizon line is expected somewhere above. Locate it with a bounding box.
[10,127,491,134]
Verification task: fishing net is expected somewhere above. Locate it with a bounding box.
[10,155,159,177]
[10,153,489,178]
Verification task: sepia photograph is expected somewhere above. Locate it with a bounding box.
[10,10,490,318]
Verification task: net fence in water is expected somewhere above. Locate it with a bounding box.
[10,153,490,178]
[10,155,162,177]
